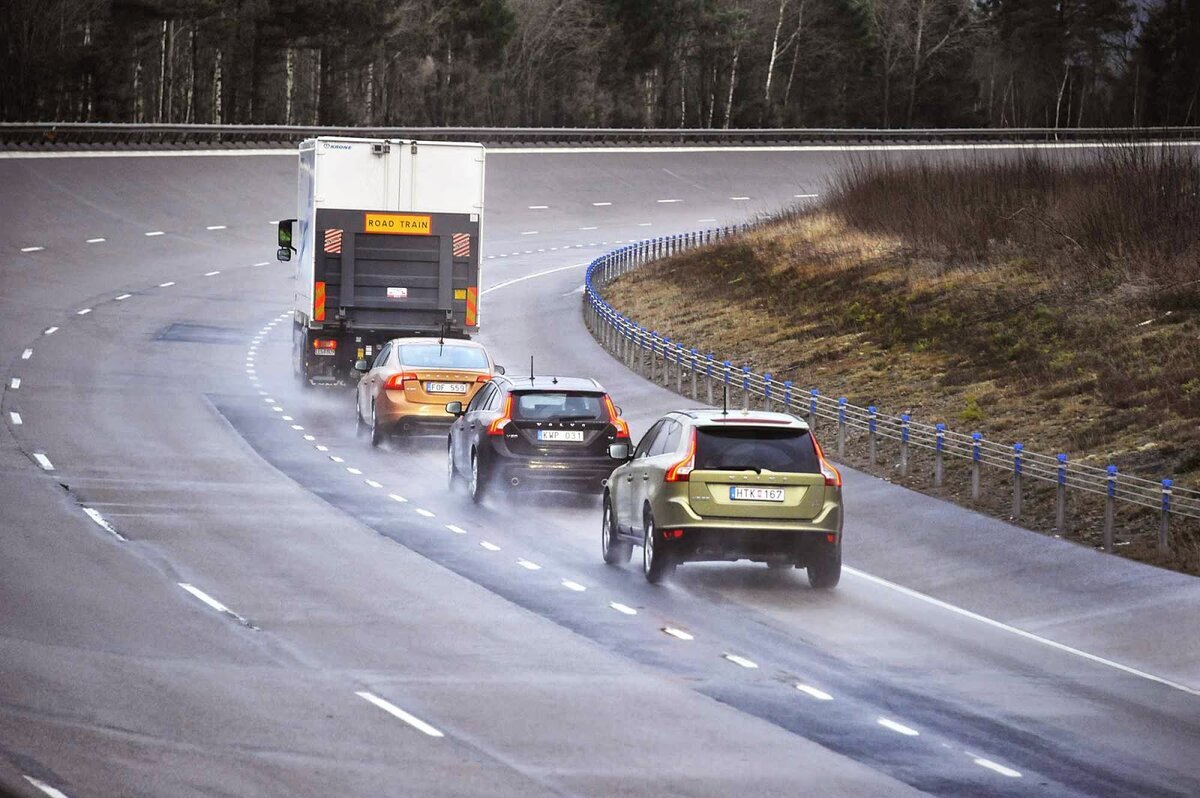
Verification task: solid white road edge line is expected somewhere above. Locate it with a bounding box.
[82,507,126,541]
[355,691,444,738]
[482,262,587,295]
[877,718,920,736]
[843,566,1200,696]
[23,775,70,798]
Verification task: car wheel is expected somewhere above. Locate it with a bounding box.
[642,511,674,584]
[807,542,842,589]
[356,393,368,438]
[446,439,459,492]
[601,498,632,565]
[469,450,488,504]
[369,400,383,448]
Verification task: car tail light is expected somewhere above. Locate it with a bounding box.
[384,371,419,390]
[602,395,629,439]
[665,429,697,482]
[312,339,338,350]
[487,394,513,436]
[813,436,842,488]
[663,529,684,539]
[476,374,491,383]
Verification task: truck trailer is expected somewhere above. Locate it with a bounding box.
[277,137,486,386]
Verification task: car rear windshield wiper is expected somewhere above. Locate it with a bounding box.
[552,415,601,422]
[710,464,762,473]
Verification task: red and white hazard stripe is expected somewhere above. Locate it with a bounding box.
[452,233,470,259]
[324,229,343,254]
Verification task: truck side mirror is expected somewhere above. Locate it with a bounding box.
[276,246,291,262]
[353,359,369,372]
[494,364,506,375]
[277,219,297,262]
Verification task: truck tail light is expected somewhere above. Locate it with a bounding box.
[487,394,513,436]
[813,437,842,488]
[665,429,697,482]
[314,281,326,322]
[312,339,337,350]
[384,371,419,390]
[603,395,629,439]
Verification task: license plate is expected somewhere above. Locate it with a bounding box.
[313,349,336,356]
[426,382,467,394]
[538,429,584,442]
[730,486,785,502]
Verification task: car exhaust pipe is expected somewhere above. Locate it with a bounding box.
[511,477,520,486]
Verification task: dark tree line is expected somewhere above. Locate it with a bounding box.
[2,0,1198,127]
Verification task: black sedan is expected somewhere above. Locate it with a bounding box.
[446,375,632,502]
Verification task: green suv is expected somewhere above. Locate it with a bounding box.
[601,409,843,587]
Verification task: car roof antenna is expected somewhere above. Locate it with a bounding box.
[530,355,535,383]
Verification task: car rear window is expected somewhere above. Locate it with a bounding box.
[398,344,489,370]
[695,427,820,473]
[514,392,606,422]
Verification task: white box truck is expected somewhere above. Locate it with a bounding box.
[277,137,486,385]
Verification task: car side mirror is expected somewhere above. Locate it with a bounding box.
[276,219,297,261]
[494,364,506,375]
[609,443,632,460]
[353,359,369,372]
[445,401,464,416]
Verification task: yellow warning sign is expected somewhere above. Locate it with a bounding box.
[453,289,467,300]
[364,213,432,235]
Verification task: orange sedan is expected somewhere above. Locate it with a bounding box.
[354,338,501,446]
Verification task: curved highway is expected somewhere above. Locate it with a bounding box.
[2,146,1199,798]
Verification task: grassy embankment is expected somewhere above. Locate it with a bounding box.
[602,148,1200,574]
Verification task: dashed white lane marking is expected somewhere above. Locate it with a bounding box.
[9,378,19,389]
[291,425,304,431]
[794,193,820,198]
[10,412,22,425]
[795,683,834,701]
[480,541,501,551]
[206,225,227,230]
[656,198,682,203]
[271,406,283,413]
[32,453,54,471]
[723,653,758,669]
[516,559,541,571]
[303,434,315,441]
[561,580,586,592]
[115,293,131,301]
[158,281,175,288]
[609,602,637,616]
[177,583,255,628]
[388,493,407,503]
[44,327,58,335]
[364,479,382,488]
[698,218,717,223]
[579,225,598,230]
[592,201,612,207]
[414,507,434,517]
[637,222,652,226]
[253,261,269,266]
[445,524,467,535]
[145,231,165,237]
[528,205,549,209]
[280,415,292,421]
[86,237,106,243]
[205,270,221,277]
[22,775,70,798]
[520,230,538,236]
[355,691,444,738]
[316,445,329,452]
[83,507,126,541]
[877,718,920,736]
[263,397,275,403]
[844,566,1200,696]
[346,467,363,475]
[329,455,344,462]
[76,308,91,316]
[730,196,750,201]
[20,246,45,253]
[21,349,33,360]
[482,262,587,295]
[968,754,1022,778]
[663,627,694,641]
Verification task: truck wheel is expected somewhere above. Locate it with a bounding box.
[807,543,842,589]
[469,450,489,504]
[369,401,384,448]
[642,511,675,584]
[601,498,632,565]
[293,325,311,388]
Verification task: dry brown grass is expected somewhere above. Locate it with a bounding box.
[601,148,1200,573]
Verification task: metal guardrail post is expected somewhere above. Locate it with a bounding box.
[690,348,698,400]
[1056,454,1068,533]
[741,365,751,411]
[1160,479,1173,555]
[900,414,910,477]
[706,355,715,405]
[676,345,684,392]
[1012,443,1024,519]
[640,327,649,377]
[763,373,773,411]
[650,333,659,382]
[723,361,732,407]
[1104,465,1118,553]
[662,336,671,386]
[783,381,793,415]
[868,406,877,464]
[809,389,818,434]
[837,398,847,458]
[935,423,946,486]
[971,432,982,500]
